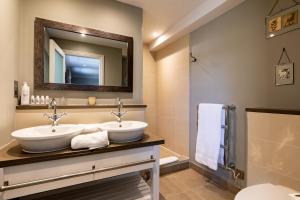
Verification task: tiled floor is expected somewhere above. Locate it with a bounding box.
[159,169,235,200]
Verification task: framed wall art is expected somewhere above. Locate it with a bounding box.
[275,48,294,86]
[275,63,294,86]
[266,1,300,38]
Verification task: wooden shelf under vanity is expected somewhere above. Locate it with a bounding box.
[16,104,147,110]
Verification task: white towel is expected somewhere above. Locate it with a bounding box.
[71,130,109,150]
[159,156,178,166]
[79,124,102,134]
[195,103,224,170]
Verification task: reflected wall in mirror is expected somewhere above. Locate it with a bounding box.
[35,18,133,92]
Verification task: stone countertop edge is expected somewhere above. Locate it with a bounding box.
[16,104,147,110]
[246,107,300,115]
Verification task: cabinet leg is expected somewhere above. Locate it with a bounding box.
[0,168,4,200]
[151,146,160,200]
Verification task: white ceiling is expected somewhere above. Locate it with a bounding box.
[118,0,245,51]
[118,0,204,44]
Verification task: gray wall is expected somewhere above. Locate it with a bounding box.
[54,38,123,86]
[190,0,300,186]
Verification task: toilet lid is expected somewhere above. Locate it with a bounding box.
[235,183,296,200]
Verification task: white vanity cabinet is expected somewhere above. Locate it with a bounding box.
[0,138,162,200]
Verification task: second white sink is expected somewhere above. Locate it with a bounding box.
[98,121,148,143]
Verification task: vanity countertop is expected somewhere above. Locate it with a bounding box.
[0,134,164,168]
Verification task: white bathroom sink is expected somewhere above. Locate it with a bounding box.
[98,121,148,143]
[11,124,83,153]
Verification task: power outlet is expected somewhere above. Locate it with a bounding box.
[14,80,18,98]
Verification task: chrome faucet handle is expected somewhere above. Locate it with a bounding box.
[111,111,120,119]
[48,98,57,108]
[56,112,67,121]
[111,111,127,120]
[115,97,123,107]
[111,110,127,117]
[43,113,53,121]
[119,111,127,117]
[111,111,120,121]
[111,97,126,127]
[58,112,67,117]
[43,98,67,128]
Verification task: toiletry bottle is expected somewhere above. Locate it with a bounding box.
[30,95,35,104]
[35,95,40,104]
[21,82,30,105]
[40,96,45,104]
[45,96,50,104]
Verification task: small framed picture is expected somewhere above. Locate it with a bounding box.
[275,63,294,86]
[283,10,298,28]
[268,16,282,33]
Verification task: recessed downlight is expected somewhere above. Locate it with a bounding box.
[152,32,159,38]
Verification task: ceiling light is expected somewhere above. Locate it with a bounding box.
[269,33,275,38]
[152,32,159,38]
[80,33,86,37]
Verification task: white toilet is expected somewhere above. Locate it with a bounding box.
[235,183,298,200]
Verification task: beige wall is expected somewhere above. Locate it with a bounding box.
[247,112,300,191]
[16,108,145,129]
[19,0,143,104]
[143,36,190,157]
[143,45,157,135]
[55,38,123,86]
[0,0,20,147]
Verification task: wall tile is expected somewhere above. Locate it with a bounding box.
[15,108,145,129]
[247,112,300,191]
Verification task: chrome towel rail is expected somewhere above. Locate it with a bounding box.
[197,104,238,179]
[222,105,235,168]
[0,158,156,192]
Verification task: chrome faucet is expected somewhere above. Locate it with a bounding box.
[111,97,127,127]
[43,98,67,131]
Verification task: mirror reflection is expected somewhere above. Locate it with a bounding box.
[43,28,128,87]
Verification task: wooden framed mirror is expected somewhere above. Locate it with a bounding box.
[34,18,133,92]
